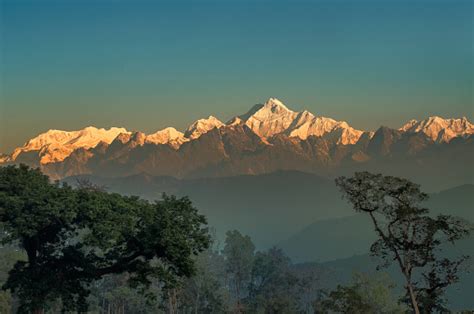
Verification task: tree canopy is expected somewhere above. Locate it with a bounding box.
[336,171,471,313]
[0,164,210,313]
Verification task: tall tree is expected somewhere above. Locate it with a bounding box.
[178,247,229,313]
[247,247,299,313]
[222,230,255,313]
[335,172,471,313]
[0,165,210,313]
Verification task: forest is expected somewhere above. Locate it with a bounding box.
[0,165,471,313]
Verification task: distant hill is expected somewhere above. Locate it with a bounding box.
[64,170,353,248]
[63,171,473,256]
[278,214,375,262]
[279,184,474,263]
[308,236,474,310]
[427,184,474,221]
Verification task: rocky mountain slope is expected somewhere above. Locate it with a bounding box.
[2,98,473,190]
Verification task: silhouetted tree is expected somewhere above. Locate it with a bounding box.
[0,165,210,313]
[335,172,471,314]
[74,177,107,192]
[247,247,299,313]
[222,230,255,313]
[178,246,229,313]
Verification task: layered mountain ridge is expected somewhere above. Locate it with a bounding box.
[2,98,473,189]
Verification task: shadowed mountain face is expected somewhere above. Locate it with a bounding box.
[4,98,474,192]
[30,125,474,191]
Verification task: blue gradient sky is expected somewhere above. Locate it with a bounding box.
[0,0,472,153]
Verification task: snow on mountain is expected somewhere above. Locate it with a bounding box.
[399,116,474,143]
[184,116,224,139]
[11,127,129,164]
[0,154,10,163]
[240,98,299,138]
[286,111,364,144]
[128,131,147,147]
[113,132,134,145]
[3,99,472,168]
[145,127,188,148]
[226,117,244,127]
[399,119,418,132]
[238,98,363,144]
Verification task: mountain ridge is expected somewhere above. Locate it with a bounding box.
[2,98,473,189]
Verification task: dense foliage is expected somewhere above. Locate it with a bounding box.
[0,165,210,312]
[318,272,406,313]
[0,165,470,313]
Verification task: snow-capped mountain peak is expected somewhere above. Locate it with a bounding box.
[226,117,244,126]
[399,119,418,132]
[3,99,472,169]
[146,127,188,148]
[399,116,474,143]
[286,114,363,144]
[0,154,11,163]
[262,97,291,112]
[240,98,298,138]
[184,116,224,139]
[11,126,129,164]
[236,98,363,144]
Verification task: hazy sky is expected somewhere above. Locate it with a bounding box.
[0,0,472,153]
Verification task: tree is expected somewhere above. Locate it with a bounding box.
[247,247,299,313]
[293,263,324,313]
[178,246,229,313]
[319,272,405,314]
[335,172,471,314]
[0,244,24,313]
[0,165,210,313]
[222,230,255,313]
[87,272,162,314]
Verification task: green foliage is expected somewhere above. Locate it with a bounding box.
[177,246,230,313]
[336,171,472,313]
[0,244,26,313]
[222,230,255,311]
[247,247,300,313]
[87,273,162,313]
[1,165,470,312]
[0,165,210,312]
[319,272,405,314]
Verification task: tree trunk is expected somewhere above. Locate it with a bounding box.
[406,281,420,314]
[402,263,420,314]
[368,212,420,314]
[194,290,199,314]
[168,289,178,314]
[235,281,241,313]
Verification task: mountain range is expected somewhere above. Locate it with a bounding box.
[2,98,473,190]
